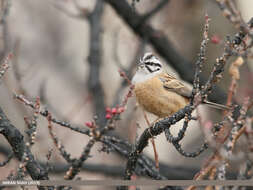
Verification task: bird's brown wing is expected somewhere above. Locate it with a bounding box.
[159,73,192,98]
[159,73,230,110]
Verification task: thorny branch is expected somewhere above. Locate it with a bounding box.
[104,0,228,104]
[46,113,74,164]
[12,75,186,184]
[164,15,210,157]
[24,97,40,147]
[15,94,90,135]
[0,107,53,190]
[121,14,253,188]
[122,15,211,183]
[0,1,253,190]
[0,135,203,179]
[13,72,135,182]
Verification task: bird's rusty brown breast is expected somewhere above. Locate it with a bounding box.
[134,75,189,117]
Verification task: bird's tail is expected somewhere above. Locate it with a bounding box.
[203,100,230,110]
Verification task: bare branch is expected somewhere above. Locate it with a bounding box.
[0,107,53,190]
[104,0,227,103]
[140,0,170,24]
[87,0,106,126]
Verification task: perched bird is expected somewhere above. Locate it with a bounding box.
[131,52,228,118]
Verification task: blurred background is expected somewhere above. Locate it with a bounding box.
[0,0,253,189]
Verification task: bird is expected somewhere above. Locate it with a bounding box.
[131,52,229,118]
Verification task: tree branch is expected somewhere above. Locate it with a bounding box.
[0,107,52,190]
[104,0,227,103]
[87,0,106,126]
[139,0,170,24]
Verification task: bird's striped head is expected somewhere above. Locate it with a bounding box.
[132,52,163,84]
[138,52,162,73]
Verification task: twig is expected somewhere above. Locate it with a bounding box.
[14,94,90,135]
[64,138,96,180]
[63,77,134,180]
[121,15,252,189]
[113,40,145,106]
[123,105,194,181]
[0,106,53,190]
[187,165,216,190]
[223,97,249,159]
[215,0,243,29]
[24,97,40,147]
[139,0,170,24]
[216,161,227,190]
[192,14,210,97]
[163,14,210,158]
[45,148,54,173]
[47,113,74,163]
[226,56,244,107]
[104,0,228,104]
[0,52,12,79]
[142,110,159,169]
[54,0,106,127]
[215,1,253,44]
[52,0,90,19]
[0,151,13,167]
[87,0,106,126]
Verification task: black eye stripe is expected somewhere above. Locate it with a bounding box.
[144,54,154,61]
[145,65,152,73]
[145,62,161,67]
[145,65,161,73]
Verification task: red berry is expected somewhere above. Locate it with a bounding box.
[106,107,111,113]
[105,113,112,119]
[111,108,117,114]
[211,35,220,44]
[85,122,93,127]
[205,14,209,21]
